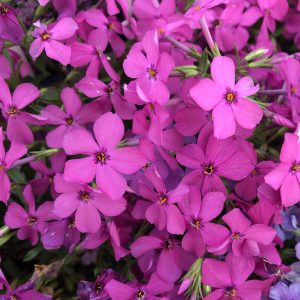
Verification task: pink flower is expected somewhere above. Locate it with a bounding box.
[29,18,78,65]
[202,253,263,300]
[123,30,174,105]
[53,174,126,233]
[180,188,229,256]
[0,128,27,203]
[4,184,56,245]
[212,208,276,257]
[130,230,195,283]
[177,135,253,195]
[190,56,262,139]
[105,274,172,300]
[136,166,188,234]
[75,77,136,120]
[235,140,276,201]
[80,8,126,57]
[41,87,102,148]
[0,77,41,144]
[0,3,23,43]
[63,112,146,199]
[71,27,120,81]
[265,132,300,207]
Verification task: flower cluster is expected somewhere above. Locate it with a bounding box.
[0,0,299,299]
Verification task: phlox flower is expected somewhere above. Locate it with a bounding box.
[77,269,119,300]
[0,3,23,43]
[0,128,27,203]
[41,87,102,148]
[123,30,174,105]
[71,27,120,81]
[180,187,229,256]
[63,112,146,199]
[30,18,78,65]
[130,230,195,283]
[0,280,51,300]
[202,253,263,300]
[190,56,262,139]
[269,282,300,300]
[235,140,276,201]
[105,273,173,300]
[75,77,136,120]
[41,215,80,251]
[4,184,56,245]
[0,77,41,144]
[265,133,300,207]
[136,166,188,234]
[53,174,126,233]
[212,208,277,257]
[176,135,253,195]
[79,8,126,57]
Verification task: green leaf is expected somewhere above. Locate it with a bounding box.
[23,245,43,262]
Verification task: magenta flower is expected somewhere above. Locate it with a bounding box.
[41,216,80,251]
[177,135,253,195]
[0,280,51,300]
[0,54,11,79]
[30,18,78,65]
[190,56,262,139]
[265,132,300,207]
[41,87,102,148]
[235,141,276,201]
[130,230,195,283]
[123,30,174,105]
[4,184,56,245]
[0,3,23,43]
[0,128,27,203]
[212,208,276,257]
[75,77,136,120]
[81,8,126,57]
[0,77,41,144]
[202,253,263,300]
[137,166,188,234]
[63,112,146,199]
[180,188,229,256]
[105,273,173,300]
[71,28,120,81]
[184,0,223,23]
[53,174,126,233]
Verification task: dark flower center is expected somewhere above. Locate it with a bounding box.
[106,86,114,95]
[10,295,18,300]
[231,232,241,240]
[95,149,110,164]
[68,216,76,228]
[27,216,38,226]
[95,48,103,57]
[191,219,201,230]
[159,195,168,205]
[0,164,5,172]
[225,288,238,297]
[203,164,214,175]
[7,106,18,116]
[0,4,9,15]
[162,239,173,249]
[147,64,158,79]
[95,282,104,294]
[290,86,297,95]
[65,116,74,126]
[40,32,50,41]
[292,164,300,172]
[136,290,145,300]
[79,191,90,202]
[225,92,235,102]
[108,23,115,31]
[195,4,200,12]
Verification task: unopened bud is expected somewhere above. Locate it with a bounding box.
[244,48,269,62]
